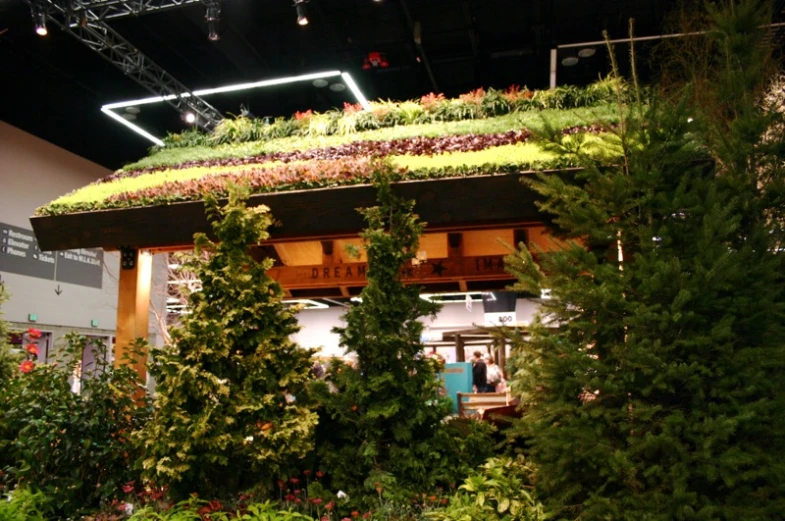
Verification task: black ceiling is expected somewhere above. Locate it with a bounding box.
[2,0,685,169]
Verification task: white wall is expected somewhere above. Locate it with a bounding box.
[293,298,540,358]
[0,122,164,344]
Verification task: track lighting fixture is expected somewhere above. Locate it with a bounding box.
[31,2,47,36]
[294,0,309,26]
[205,4,220,41]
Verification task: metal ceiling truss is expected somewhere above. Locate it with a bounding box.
[26,0,224,130]
[60,0,203,22]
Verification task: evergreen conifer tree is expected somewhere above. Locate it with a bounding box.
[138,185,317,499]
[314,169,454,494]
[505,2,785,519]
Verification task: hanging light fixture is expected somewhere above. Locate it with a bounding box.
[294,0,309,26]
[205,5,220,41]
[31,2,48,36]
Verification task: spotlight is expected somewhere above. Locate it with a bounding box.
[31,4,47,36]
[183,112,197,124]
[294,0,308,26]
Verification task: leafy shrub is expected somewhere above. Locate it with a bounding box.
[137,184,317,500]
[0,284,22,384]
[0,334,150,518]
[0,487,51,521]
[425,457,547,521]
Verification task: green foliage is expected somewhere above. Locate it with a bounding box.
[0,488,51,521]
[505,2,785,519]
[128,497,314,521]
[137,184,317,500]
[122,107,618,173]
[156,81,621,150]
[312,167,478,500]
[0,283,22,384]
[425,457,547,521]
[0,334,150,519]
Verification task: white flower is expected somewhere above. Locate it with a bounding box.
[244,435,254,443]
[124,503,134,514]
[336,490,348,500]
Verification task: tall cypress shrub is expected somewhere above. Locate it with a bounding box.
[138,185,317,499]
[313,168,457,496]
[505,2,785,519]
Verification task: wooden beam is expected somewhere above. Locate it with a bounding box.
[31,173,550,252]
[114,249,152,382]
[455,334,465,362]
[267,254,512,290]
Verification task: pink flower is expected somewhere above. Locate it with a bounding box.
[121,481,135,494]
[310,498,323,505]
[25,344,39,356]
[27,328,42,339]
[19,360,35,373]
[285,494,295,501]
[325,501,335,511]
[290,477,300,485]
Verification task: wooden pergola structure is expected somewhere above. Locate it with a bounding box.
[31,173,555,380]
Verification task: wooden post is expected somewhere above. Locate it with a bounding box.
[114,249,152,382]
[455,334,465,362]
[496,337,507,375]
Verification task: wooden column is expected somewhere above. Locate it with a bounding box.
[455,334,465,362]
[114,249,152,382]
[496,338,507,375]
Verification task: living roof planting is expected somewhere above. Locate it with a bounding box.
[38,81,627,217]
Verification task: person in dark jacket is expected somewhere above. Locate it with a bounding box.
[472,351,492,393]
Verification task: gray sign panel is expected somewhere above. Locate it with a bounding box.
[0,223,56,280]
[55,249,104,289]
[0,222,103,289]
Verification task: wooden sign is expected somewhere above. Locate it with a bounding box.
[267,255,511,290]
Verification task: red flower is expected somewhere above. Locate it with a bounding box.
[343,102,363,114]
[363,513,371,519]
[325,501,335,511]
[208,500,223,511]
[289,477,300,484]
[19,360,34,373]
[351,512,360,518]
[121,481,135,494]
[277,479,286,488]
[321,517,329,521]
[285,494,295,501]
[310,498,323,505]
[315,471,324,478]
[303,469,312,476]
[293,489,301,495]
[25,344,39,356]
[295,498,302,504]
[27,328,42,339]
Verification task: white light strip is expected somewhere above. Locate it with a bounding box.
[101,70,370,147]
[341,72,372,111]
[102,70,343,110]
[100,107,165,147]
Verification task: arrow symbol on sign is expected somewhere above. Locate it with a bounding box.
[54,285,62,296]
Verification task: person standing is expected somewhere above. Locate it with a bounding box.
[472,351,491,393]
[485,355,505,393]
